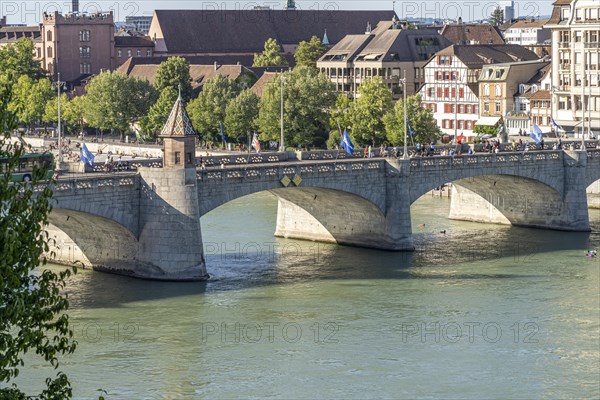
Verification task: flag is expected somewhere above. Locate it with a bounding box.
[252,132,261,153]
[551,118,563,131]
[340,128,354,155]
[407,122,416,136]
[219,121,226,144]
[80,143,94,168]
[530,124,543,144]
[457,132,465,143]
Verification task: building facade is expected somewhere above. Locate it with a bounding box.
[418,44,539,139]
[504,19,551,45]
[546,0,600,136]
[478,60,549,131]
[317,21,450,99]
[41,11,115,81]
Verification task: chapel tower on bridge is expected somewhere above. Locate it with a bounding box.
[159,93,196,169]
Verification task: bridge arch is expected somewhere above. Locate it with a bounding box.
[46,209,154,275]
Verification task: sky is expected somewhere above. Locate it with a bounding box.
[2,0,556,25]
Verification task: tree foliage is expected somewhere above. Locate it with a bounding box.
[62,95,87,133]
[348,77,392,146]
[9,76,53,128]
[383,94,441,145]
[0,82,77,399]
[253,38,288,67]
[256,66,336,148]
[490,7,504,25]
[154,57,193,102]
[83,71,157,136]
[294,36,328,69]
[187,75,241,141]
[42,93,70,125]
[140,87,178,139]
[0,38,46,80]
[224,89,260,143]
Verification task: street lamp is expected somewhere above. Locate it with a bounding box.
[399,69,408,159]
[53,73,65,164]
[280,73,285,152]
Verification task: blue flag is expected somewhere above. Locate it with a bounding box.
[530,124,543,144]
[341,128,354,155]
[408,122,416,136]
[220,121,226,144]
[551,118,563,131]
[80,143,94,168]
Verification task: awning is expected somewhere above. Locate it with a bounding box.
[363,53,382,60]
[475,116,502,126]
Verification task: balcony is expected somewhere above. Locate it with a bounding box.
[584,42,600,48]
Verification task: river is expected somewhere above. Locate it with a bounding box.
[14,193,600,399]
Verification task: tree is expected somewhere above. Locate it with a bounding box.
[224,89,260,143]
[348,77,393,146]
[383,94,441,145]
[154,57,193,102]
[326,94,352,149]
[253,38,288,67]
[42,93,70,126]
[0,38,45,80]
[62,95,87,133]
[9,76,53,129]
[1,82,77,399]
[187,75,241,141]
[140,87,178,139]
[256,66,336,148]
[294,36,328,69]
[83,71,157,139]
[490,6,504,26]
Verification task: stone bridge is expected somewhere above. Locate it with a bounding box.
[44,148,600,281]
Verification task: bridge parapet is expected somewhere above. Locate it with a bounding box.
[197,159,385,183]
[409,150,563,171]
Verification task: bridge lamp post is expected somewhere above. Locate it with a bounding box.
[399,69,408,159]
[280,73,286,153]
[53,73,65,165]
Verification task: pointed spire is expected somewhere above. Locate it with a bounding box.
[160,94,195,137]
[322,29,330,46]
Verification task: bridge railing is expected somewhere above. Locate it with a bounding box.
[408,150,564,170]
[50,174,138,194]
[87,158,163,173]
[197,159,385,183]
[198,152,289,167]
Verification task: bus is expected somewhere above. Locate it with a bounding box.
[0,152,55,182]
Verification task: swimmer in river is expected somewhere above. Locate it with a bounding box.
[586,249,597,257]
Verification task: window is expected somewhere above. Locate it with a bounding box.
[117,49,122,58]
[483,84,490,96]
[444,88,449,97]
[79,30,90,42]
[127,49,132,58]
[520,103,527,111]
[459,87,464,98]
[79,46,90,59]
[175,152,181,165]
[46,30,52,42]
[47,46,52,58]
[458,104,464,113]
[36,48,41,58]
[79,63,91,74]
[137,49,142,57]
[495,102,501,112]
[438,55,451,65]
[484,102,490,112]
[494,84,501,97]
[428,87,435,97]
[146,49,152,57]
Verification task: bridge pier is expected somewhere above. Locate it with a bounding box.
[137,167,209,281]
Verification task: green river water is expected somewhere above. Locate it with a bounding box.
[13,193,600,399]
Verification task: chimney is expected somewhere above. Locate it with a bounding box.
[72,0,79,13]
[214,61,218,71]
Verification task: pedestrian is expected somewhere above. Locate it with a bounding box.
[220,160,225,169]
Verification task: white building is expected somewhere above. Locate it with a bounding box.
[504,19,551,45]
[546,0,600,137]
